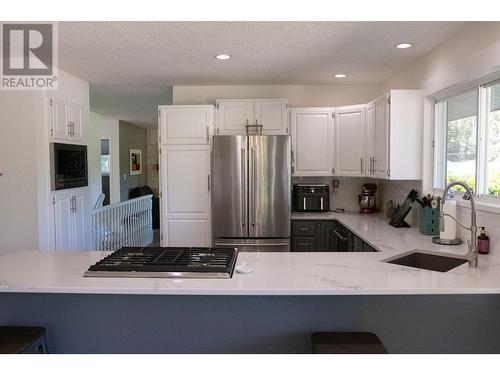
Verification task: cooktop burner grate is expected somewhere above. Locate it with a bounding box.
[84,247,238,278]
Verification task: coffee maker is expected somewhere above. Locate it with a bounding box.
[358,183,378,213]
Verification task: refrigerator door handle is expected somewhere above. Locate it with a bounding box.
[251,147,256,226]
[241,147,246,227]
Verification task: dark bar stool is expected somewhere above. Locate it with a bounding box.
[0,326,48,354]
[311,332,387,354]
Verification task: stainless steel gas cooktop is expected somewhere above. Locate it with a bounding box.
[84,247,238,279]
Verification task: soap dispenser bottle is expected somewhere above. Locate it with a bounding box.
[477,227,490,254]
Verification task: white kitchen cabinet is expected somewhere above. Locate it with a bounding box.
[365,101,376,176]
[334,105,366,177]
[159,105,214,145]
[372,90,423,180]
[253,100,288,134]
[160,144,211,247]
[291,108,334,176]
[216,99,288,135]
[67,102,83,140]
[373,95,389,178]
[50,97,84,141]
[53,189,86,251]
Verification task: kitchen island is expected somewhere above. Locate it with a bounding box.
[1,213,500,353]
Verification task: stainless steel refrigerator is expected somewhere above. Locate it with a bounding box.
[212,135,291,252]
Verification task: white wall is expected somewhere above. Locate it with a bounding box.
[91,113,120,204]
[0,91,40,253]
[173,84,381,107]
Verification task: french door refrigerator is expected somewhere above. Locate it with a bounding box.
[212,135,291,252]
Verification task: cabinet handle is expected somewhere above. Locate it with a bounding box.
[206,126,209,143]
[320,197,324,211]
[360,157,363,174]
[208,175,211,192]
[299,227,309,231]
[303,197,306,210]
[333,229,349,241]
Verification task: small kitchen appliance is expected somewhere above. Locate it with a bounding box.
[358,183,378,213]
[292,184,330,212]
[84,247,238,279]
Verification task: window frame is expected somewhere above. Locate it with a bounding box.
[433,80,500,200]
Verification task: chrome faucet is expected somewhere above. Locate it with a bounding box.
[439,181,478,267]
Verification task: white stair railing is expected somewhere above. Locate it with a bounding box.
[91,194,153,251]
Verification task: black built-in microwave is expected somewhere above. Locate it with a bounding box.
[292,184,330,212]
[50,143,88,190]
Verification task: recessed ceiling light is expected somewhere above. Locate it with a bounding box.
[334,73,347,78]
[395,43,413,49]
[215,54,231,60]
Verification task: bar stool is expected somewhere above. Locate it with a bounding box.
[311,332,387,354]
[0,326,49,354]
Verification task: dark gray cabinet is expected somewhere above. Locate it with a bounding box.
[291,220,378,252]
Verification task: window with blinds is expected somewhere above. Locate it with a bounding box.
[434,79,500,197]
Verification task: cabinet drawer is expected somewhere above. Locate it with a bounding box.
[291,221,316,236]
[291,237,316,252]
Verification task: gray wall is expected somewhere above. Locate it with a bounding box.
[119,121,147,201]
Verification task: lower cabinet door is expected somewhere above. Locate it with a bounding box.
[352,235,364,252]
[363,242,377,252]
[291,237,316,252]
[54,194,73,251]
[319,221,336,251]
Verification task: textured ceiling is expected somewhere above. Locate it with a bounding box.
[58,21,467,126]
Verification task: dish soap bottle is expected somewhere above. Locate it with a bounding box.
[477,227,490,254]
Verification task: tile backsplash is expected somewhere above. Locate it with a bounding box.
[292,176,423,223]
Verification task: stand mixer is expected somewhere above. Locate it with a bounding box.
[358,183,378,213]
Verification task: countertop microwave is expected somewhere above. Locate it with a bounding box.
[50,143,88,190]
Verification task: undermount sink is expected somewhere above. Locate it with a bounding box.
[385,251,468,272]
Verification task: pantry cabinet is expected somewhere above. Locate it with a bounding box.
[334,105,366,177]
[216,99,288,135]
[53,189,86,251]
[159,105,214,145]
[290,108,334,176]
[160,144,211,247]
[49,97,83,141]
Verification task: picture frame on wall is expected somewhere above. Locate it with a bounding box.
[130,149,142,175]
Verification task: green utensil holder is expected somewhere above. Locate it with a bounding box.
[419,206,440,235]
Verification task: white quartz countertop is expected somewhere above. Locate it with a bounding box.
[1,213,499,296]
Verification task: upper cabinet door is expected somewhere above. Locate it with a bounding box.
[217,100,254,135]
[334,106,366,177]
[374,95,390,179]
[254,99,288,134]
[68,102,83,141]
[291,108,334,176]
[365,102,376,176]
[160,105,214,145]
[50,97,69,140]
